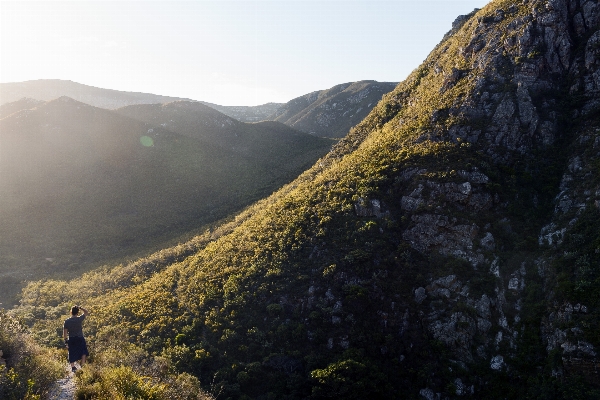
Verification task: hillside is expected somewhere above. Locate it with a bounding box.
[14,0,600,398]
[0,79,191,109]
[199,81,396,136]
[115,101,327,166]
[0,97,333,305]
[269,80,397,138]
[0,97,44,119]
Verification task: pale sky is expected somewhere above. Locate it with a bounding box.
[0,1,490,106]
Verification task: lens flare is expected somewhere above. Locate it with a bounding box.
[140,136,154,147]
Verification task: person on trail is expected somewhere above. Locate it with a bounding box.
[63,305,89,372]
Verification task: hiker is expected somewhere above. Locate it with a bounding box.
[63,305,89,372]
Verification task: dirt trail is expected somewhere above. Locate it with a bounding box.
[47,364,76,400]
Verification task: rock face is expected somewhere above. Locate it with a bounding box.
[378,0,600,390]
[309,0,600,395]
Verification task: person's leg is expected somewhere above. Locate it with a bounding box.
[68,345,76,371]
[81,354,86,366]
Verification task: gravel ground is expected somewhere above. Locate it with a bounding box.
[47,364,77,400]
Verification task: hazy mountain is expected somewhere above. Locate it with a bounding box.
[13,0,600,398]
[0,80,393,141]
[0,97,333,304]
[115,101,324,163]
[268,80,397,138]
[199,81,397,135]
[200,81,397,137]
[0,79,191,109]
[0,79,283,123]
[200,101,284,122]
[0,97,45,119]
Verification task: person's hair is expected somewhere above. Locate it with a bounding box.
[71,305,79,315]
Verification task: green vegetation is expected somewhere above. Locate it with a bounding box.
[72,329,214,400]
[0,310,63,399]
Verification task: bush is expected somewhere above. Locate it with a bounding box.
[0,310,62,399]
[74,337,214,400]
[75,364,165,399]
[310,358,391,399]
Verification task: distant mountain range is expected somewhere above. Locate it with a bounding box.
[0,97,44,119]
[0,96,333,304]
[0,79,191,109]
[199,101,283,123]
[0,78,398,305]
[115,101,302,161]
[0,79,397,138]
[269,80,397,138]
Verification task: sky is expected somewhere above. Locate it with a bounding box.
[1,1,490,106]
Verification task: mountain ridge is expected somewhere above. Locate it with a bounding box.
[0,79,193,109]
[0,79,395,139]
[199,101,284,123]
[268,80,397,138]
[0,97,45,119]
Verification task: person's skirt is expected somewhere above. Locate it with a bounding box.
[67,336,89,363]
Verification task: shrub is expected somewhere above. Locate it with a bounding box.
[0,310,62,399]
[75,364,165,399]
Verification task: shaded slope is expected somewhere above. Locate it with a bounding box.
[0,97,333,305]
[269,80,397,138]
[0,79,190,109]
[18,0,600,398]
[115,101,333,168]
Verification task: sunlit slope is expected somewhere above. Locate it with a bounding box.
[18,0,600,398]
[0,97,333,304]
[269,80,397,138]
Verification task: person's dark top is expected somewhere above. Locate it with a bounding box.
[63,314,86,338]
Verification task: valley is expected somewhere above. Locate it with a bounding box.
[0,96,335,305]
